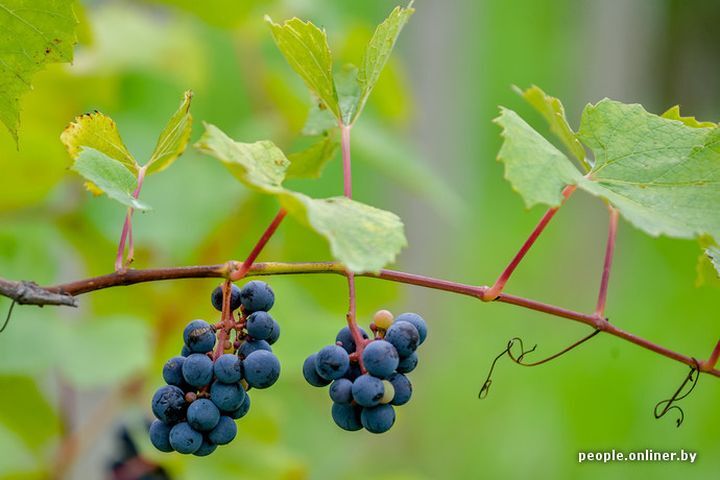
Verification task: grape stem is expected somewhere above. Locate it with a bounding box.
[482,184,576,300]
[595,205,619,317]
[212,279,234,361]
[114,165,147,272]
[230,208,287,281]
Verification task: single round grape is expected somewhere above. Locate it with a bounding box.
[187,398,220,432]
[266,319,281,345]
[243,350,281,389]
[315,345,350,381]
[361,340,399,379]
[331,402,363,431]
[162,356,186,387]
[149,420,173,452]
[210,381,246,412]
[396,351,418,374]
[385,321,419,357]
[183,320,216,353]
[303,353,331,387]
[207,415,237,445]
[239,281,275,313]
[388,372,412,406]
[151,385,186,424]
[193,439,217,457]
[351,374,385,407]
[373,309,394,330]
[228,394,251,419]
[246,311,276,341]
[329,378,353,404]
[214,354,243,383]
[380,380,395,404]
[182,353,214,388]
[237,339,272,359]
[335,326,369,354]
[395,313,427,344]
[361,404,395,434]
[211,284,242,312]
[168,422,203,454]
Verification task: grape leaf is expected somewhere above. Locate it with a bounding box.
[194,123,288,194]
[493,107,582,208]
[707,246,720,276]
[696,237,720,287]
[577,100,720,241]
[661,105,716,129]
[280,193,407,273]
[71,148,150,210]
[515,85,587,166]
[354,2,414,124]
[145,90,193,174]
[61,111,138,173]
[196,124,407,272]
[302,101,338,136]
[0,0,78,144]
[265,16,340,120]
[336,64,361,126]
[286,134,339,179]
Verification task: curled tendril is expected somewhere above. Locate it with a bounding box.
[654,360,700,428]
[479,330,601,399]
[0,300,16,334]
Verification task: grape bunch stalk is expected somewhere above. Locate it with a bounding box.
[303,310,428,433]
[149,281,281,456]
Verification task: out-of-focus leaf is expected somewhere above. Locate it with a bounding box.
[145,90,193,174]
[265,16,340,120]
[354,3,414,124]
[71,148,150,210]
[661,105,716,129]
[515,85,587,165]
[302,101,338,136]
[286,134,339,179]
[0,424,41,478]
[0,0,78,144]
[493,107,581,208]
[194,123,288,194]
[280,193,407,273]
[0,376,59,452]
[61,111,138,172]
[55,317,151,388]
[145,0,261,28]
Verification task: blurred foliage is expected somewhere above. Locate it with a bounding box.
[0,0,718,479]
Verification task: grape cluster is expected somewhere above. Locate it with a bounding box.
[149,281,281,456]
[303,310,428,433]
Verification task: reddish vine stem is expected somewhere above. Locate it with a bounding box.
[230,208,288,281]
[483,185,576,300]
[212,279,234,361]
[595,206,619,317]
[114,166,148,272]
[704,340,720,371]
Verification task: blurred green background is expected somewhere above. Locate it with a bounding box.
[1,0,718,479]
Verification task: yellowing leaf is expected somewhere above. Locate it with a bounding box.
[194,123,289,194]
[71,148,150,210]
[145,90,193,174]
[61,111,138,172]
[266,16,340,120]
[516,85,587,167]
[0,0,78,144]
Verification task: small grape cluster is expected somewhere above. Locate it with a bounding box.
[303,310,428,433]
[149,280,281,456]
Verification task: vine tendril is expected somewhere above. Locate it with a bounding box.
[653,360,700,427]
[0,299,16,334]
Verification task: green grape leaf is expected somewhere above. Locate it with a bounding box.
[707,246,720,277]
[0,0,78,144]
[71,148,150,210]
[265,16,340,120]
[280,192,407,273]
[661,105,716,129]
[145,90,193,174]
[515,85,587,165]
[696,237,720,287]
[493,107,582,208]
[61,111,138,173]
[354,2,414,124]
[336,64,361,126]
[286,134,339,179]
[577,99,720,241]
[194,123,288,194]
[302,101,338,136]
[0,376,59,452]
